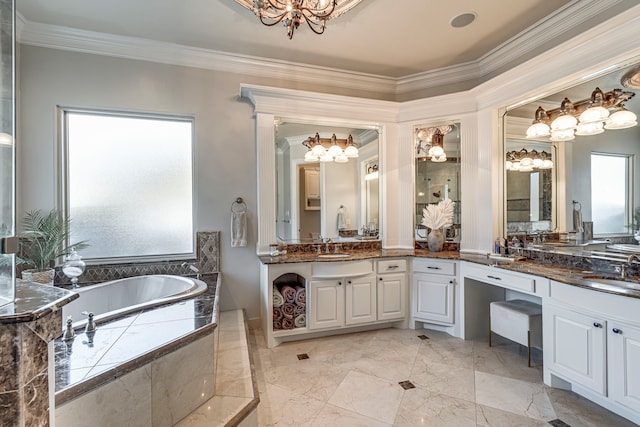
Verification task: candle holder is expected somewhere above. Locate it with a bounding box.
[62,248,86,288]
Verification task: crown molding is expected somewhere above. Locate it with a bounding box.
[16,1,634,100]
[18,20,397,96]
[473,5,640,112]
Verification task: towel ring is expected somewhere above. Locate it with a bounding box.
[572,200,582,211]
[231,197,247,213]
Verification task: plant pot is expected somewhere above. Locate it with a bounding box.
[427,229,445,252]
[21,268,55,285]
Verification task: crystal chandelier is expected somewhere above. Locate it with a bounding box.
[525,87,637,141]
[234,0,363,39]
[303,132,358,163]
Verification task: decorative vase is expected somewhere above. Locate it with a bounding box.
[21,268,55,285]
[427,229,445,252]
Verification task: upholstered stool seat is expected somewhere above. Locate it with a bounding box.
[489,299,542,367]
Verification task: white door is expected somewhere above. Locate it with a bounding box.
[545,304,606,395]
[413,273,454,324]
[377,273,406,321]
[346,275,377,325]
[309,279,344,330]
[609,321,640,413]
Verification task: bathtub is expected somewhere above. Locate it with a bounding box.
[62,275,208,328]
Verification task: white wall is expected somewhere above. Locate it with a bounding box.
[18,46,268,318]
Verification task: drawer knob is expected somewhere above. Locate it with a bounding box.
[348,280,352,284]
[613,328,622,334]
[487,275,502,280]
[388,265,399,269]
[427,266,441,270]
[593,322,602,328]
[338,281,342,286]
[379,277,383,281]
[449,280,453,284]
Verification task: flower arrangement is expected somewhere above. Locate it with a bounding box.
[421,198,455,230]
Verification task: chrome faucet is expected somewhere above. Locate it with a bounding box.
[627,254,640,264]
[181,262,201,279]
[323,237,332,253]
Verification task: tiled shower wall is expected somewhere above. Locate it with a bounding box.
[55,231,220,286]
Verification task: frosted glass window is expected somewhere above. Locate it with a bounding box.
[591,153,629,235]
[64,111,194,260]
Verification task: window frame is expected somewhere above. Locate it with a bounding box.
[57,106,197,264]
[590,151,634,236]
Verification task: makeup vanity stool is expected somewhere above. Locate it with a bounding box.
[489,299,542,367]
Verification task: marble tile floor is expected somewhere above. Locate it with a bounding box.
[249,327,638,427]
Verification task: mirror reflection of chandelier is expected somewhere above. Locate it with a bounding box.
[415,125,453,162]
[505,148,553,172]
[525,87,637,141]
[234,0,364,39]
[303,132,359,163]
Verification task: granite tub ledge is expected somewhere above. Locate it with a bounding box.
[0,281,78,324]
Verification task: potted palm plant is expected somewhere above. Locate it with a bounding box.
[18,209,88,285]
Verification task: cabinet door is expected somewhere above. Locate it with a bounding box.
[609,322,640,412]
[545,304,606,395]
[346,275,377,325]
[413,272,454,324]
[305,169,320,199]
[377,273,406,321]
[309,279,344,330]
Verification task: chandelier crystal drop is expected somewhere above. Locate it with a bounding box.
[234,0,363,39]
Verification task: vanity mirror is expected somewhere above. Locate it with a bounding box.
[504,61,640,240]
[275,120,379,243]
[414,123,461,245]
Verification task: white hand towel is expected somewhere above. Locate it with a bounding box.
[337,211,346,230]
[231,211,247,247]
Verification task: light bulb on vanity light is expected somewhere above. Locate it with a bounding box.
[605,106,638,129]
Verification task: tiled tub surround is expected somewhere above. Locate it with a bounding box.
[54,273,220,426]
[54,230,220,287]
[0,282,78,427]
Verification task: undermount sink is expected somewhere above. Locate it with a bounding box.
[317,253,351,259]
[580,275,640,290]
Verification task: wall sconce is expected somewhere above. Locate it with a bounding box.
[525,87,636,141]
[303,132,359,163]
[415,125,453,162]
[506,149,553,172]
[365,163,378,181]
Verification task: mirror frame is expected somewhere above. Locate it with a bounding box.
[275,123,379,243]
[502,116,558,237]
[240,84,396,254]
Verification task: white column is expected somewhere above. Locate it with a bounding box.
[256,112,276,255]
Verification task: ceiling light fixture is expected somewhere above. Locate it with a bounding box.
[415,125,454,162]
[505,149,553,172]
[525,87,636,140]
[234,0,363,39]
[303,132,358,163]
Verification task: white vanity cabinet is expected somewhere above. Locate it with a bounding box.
[544,302,606,395]
[309,278,345,330]
[261,258,408,347]
[376,259,407,322]
[412,258,457,326]
[608,321,640,412]
[544,280,640,424]
[309,274,377,329]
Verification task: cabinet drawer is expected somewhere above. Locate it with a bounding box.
[377,259,407,273]
[413,258,456,276]
[464,263,534,293]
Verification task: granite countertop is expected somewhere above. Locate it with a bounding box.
[260,248,640,299]
[0,281,79,324]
